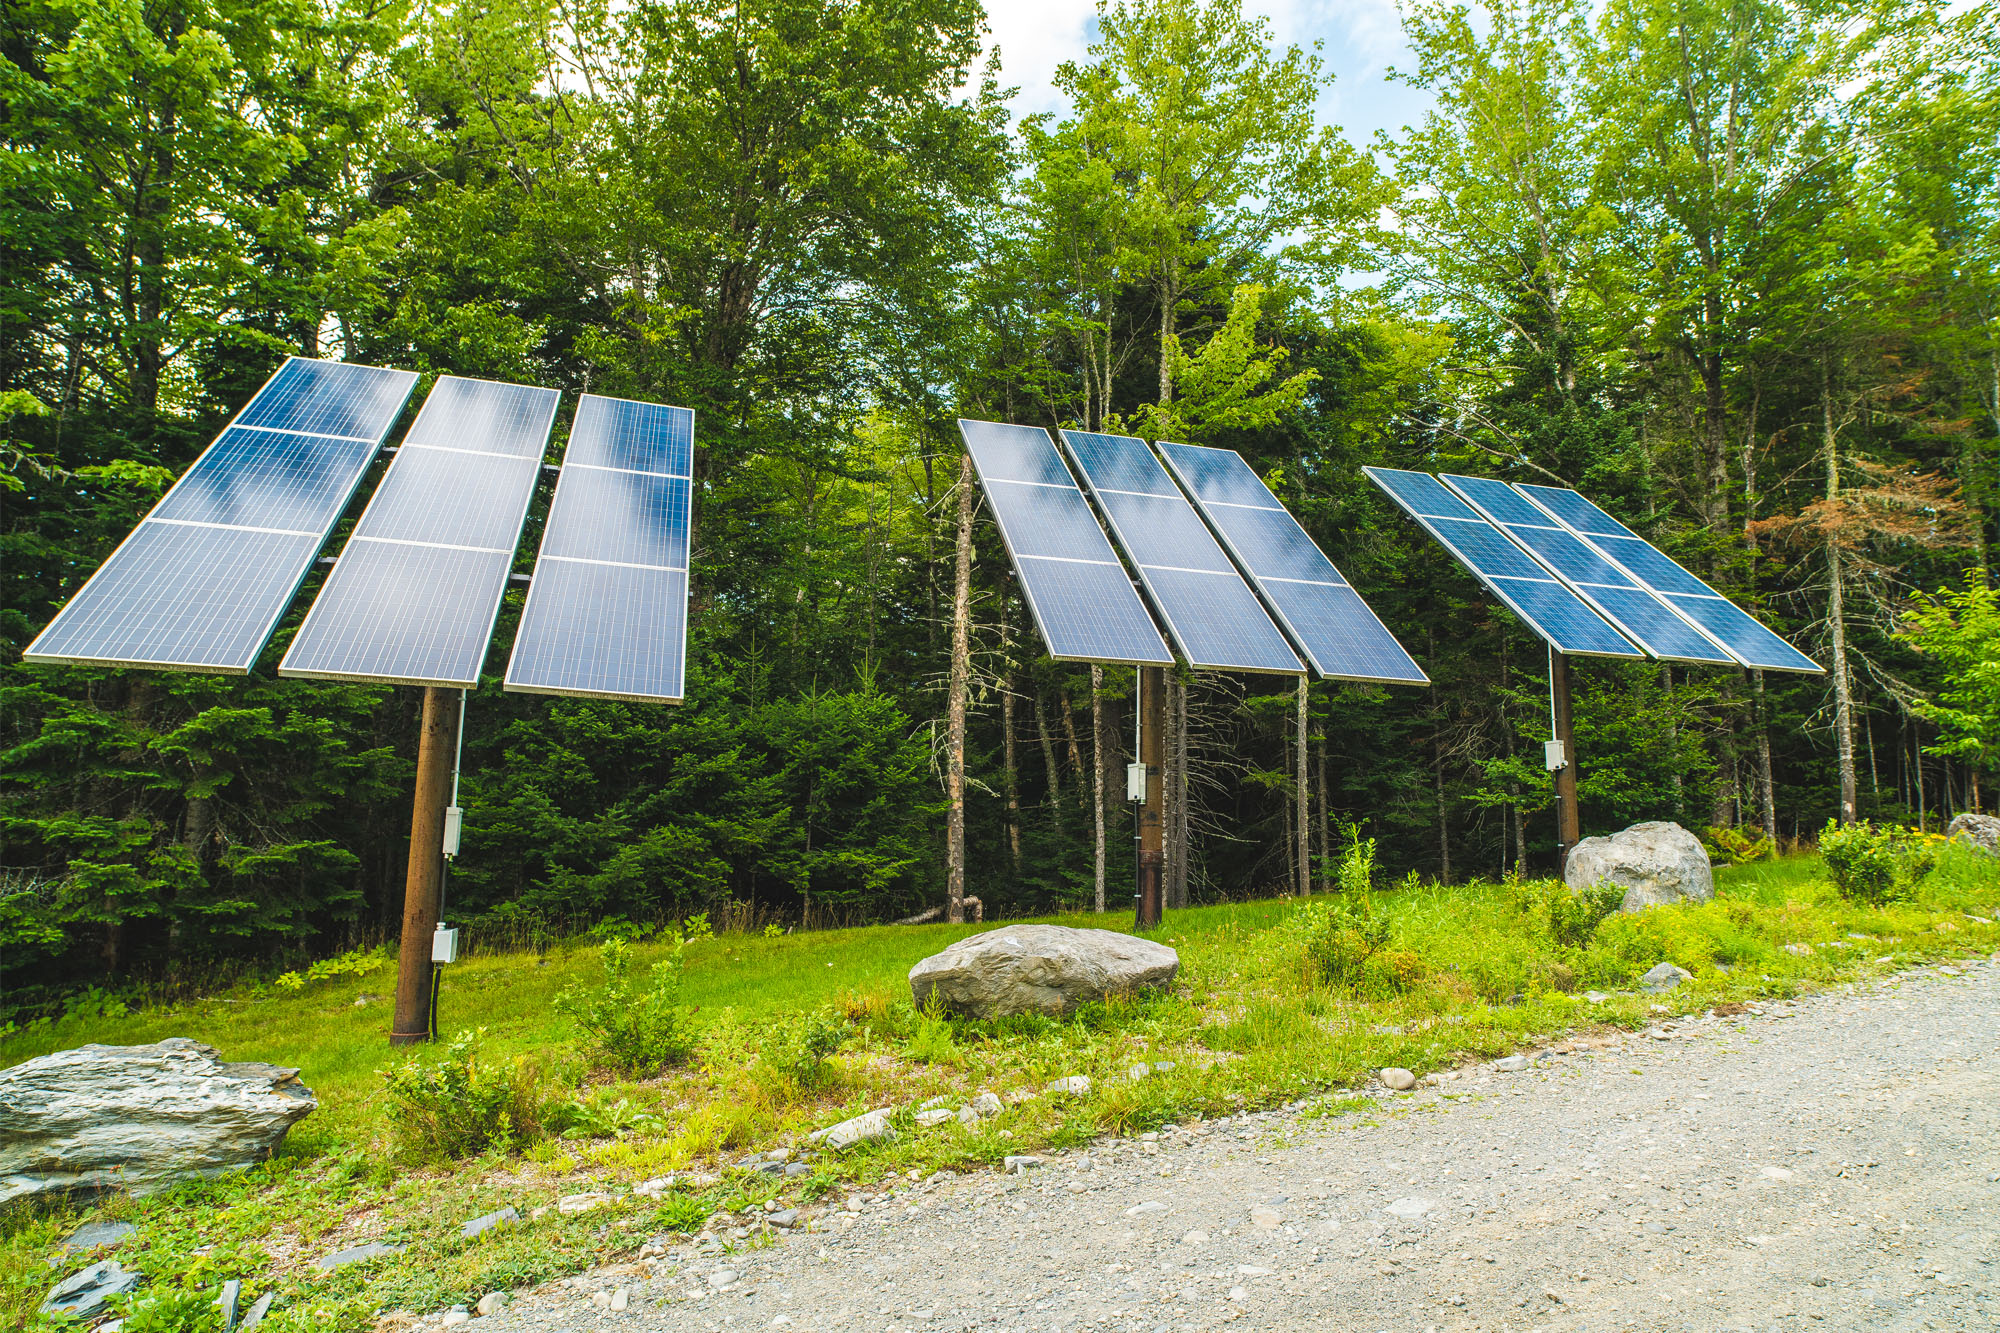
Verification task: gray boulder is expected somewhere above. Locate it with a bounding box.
[0,1038,315,1209]
[42,1260,143,1318]
[1565,821,1714,912]
[909,924,1179,1018]
[1640,962,1693,992]
[1946,812,2000,856]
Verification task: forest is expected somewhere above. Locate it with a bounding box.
[3,0,1997,1015]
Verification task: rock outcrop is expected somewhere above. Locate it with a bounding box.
[1564,821,1714,912]
[0,1038,315,1209]
[908,924,1179,1018]
[1946,812,2000,857]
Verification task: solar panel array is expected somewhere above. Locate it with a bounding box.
[1062,430,1303,675]
[1158,441,1427,685]
[1439,474,1736,666]
[506,396,694,702]
[281,377,560,688]
[957,420,1173,666]
[24,357,418,673]
[1363,467,1644,659]
[1514,483,1823,674]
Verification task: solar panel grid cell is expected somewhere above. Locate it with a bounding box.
[24,357,419,673]
[957,420,1173,666]
[1062,430,1301,675]
[1159,442,1425,684]
[1511,483,1823,674]
[1440,473,1734,666]
[281,376,560,687]
[1362,466,1642,659]
[504,396,696,702]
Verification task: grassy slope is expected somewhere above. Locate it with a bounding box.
[5,851,1998,1330]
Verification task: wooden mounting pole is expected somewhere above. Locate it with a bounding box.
[1551,651,1580,872]
[391,686,459,1045]
[1135,665,1165,929]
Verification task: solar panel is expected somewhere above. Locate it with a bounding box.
[505,395,694,703]
[280,376,559,687]
[958,420,1172,666]
[1513,483,1824,674]
[23,357,418,672]
[1440,474,1736,666]
[1363,466,1643,659]
[1158,441,1427,685]
[1062,431,1302,675]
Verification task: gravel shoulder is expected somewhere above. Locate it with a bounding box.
[477,960,2000,1333]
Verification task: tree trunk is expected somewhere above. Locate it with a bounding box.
[1165,673,1190,909]
[945,452,975,924]
[1313,725,1331,893]
[1754,670,1777,844]
[1092,665,1107,913]
[1034,689,1065,838]
[1295,679,1309,898]
[1823,368,1858,825]
[1000,606,1021,873]
[1058,688,1087,807]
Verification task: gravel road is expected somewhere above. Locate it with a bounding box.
[474,959,2000,1333]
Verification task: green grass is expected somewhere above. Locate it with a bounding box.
[5,849,1998,1330]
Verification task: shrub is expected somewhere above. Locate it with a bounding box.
[1287,895,1393,994]
[1544,879,1624,948]
[114,1287,225,1333]
[1333,823,1377,896]
[763,1008,850,1089]
[1819,819,1937,904]
[381,1028,545,1161]
[555,921,709,1076]
[901,994,958,1066]
[1703,824,1775,865]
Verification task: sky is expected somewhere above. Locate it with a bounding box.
[978,0,1438,155]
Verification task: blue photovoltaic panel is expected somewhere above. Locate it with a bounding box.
[958,420,1172,666]
[1363,466,1643,659]
[1063,430,1302,675]
[1157,441,1426,685]
[1441,474,1734,666]
[505,395,695,703]
[281,376,559,687]
[1513,483,1824,675]
[24,357,417,672]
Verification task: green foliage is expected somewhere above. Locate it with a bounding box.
[1285,894,1398,994]
[1703,825,1776,866]
[1901,579,2000,779]
[380,1029,547,1162]
[273,946,389,993]
[1332,823,1378,896]
[113,1285,226,1333]
[554,929,708,1077]
[761,1008,851,1089]
[1541,879,1624,948]
[1818,820,1939,905]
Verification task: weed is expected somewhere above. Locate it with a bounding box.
[651,1194,712,1234]
[114,1286,226,1333]
[1703,824,1776,865]
[1543,879,1624,948]
[902,995,959,1066]
[380,1029,546,1161]
[1819,820,1938,904]
[555,926,708,1077]
[762,1009,850,1090]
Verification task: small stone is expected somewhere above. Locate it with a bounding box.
[709,1269,740,1291]
[1227,1285,1248,1302]
[635,1176,674,1197]
[971,1091,1004,1118]
[314,1242,402,1272]
[476,1292,509,1317]
[60,1222,137,1253]
[1584,991,1611,1003]
[809,1108,894,1151]
[1249,1205,1283,1229]
[1151,1061,1175,1073]
[1125,1200,1167,1216]
[771,1319,792,1328]
[460,1207,521,1240]
[1493,1055,1529,1073]
[1044,1075,1091,1097]
[1379,1067,1416,1091]
[240,1292,274,1330]
[1640,962,1693,991]
[1003,1155,1043,1174]
[1181,1230,1209,1245]
[1383,1197,1435,1220]
[767,1147,793,1162]
[914,1108,954,1127]
[217,1278,240,1330]
[768,1209,798,1228]
[1785,943,1813,957]
[557,1192,613,1214]
[1128,1064,1150,1080]
[1760,1166,1794,1180]
[784,1162,811,1177]
[440,1311,470,1328]
[1235,1265,1272,1277]
[610,1287,629,1311]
